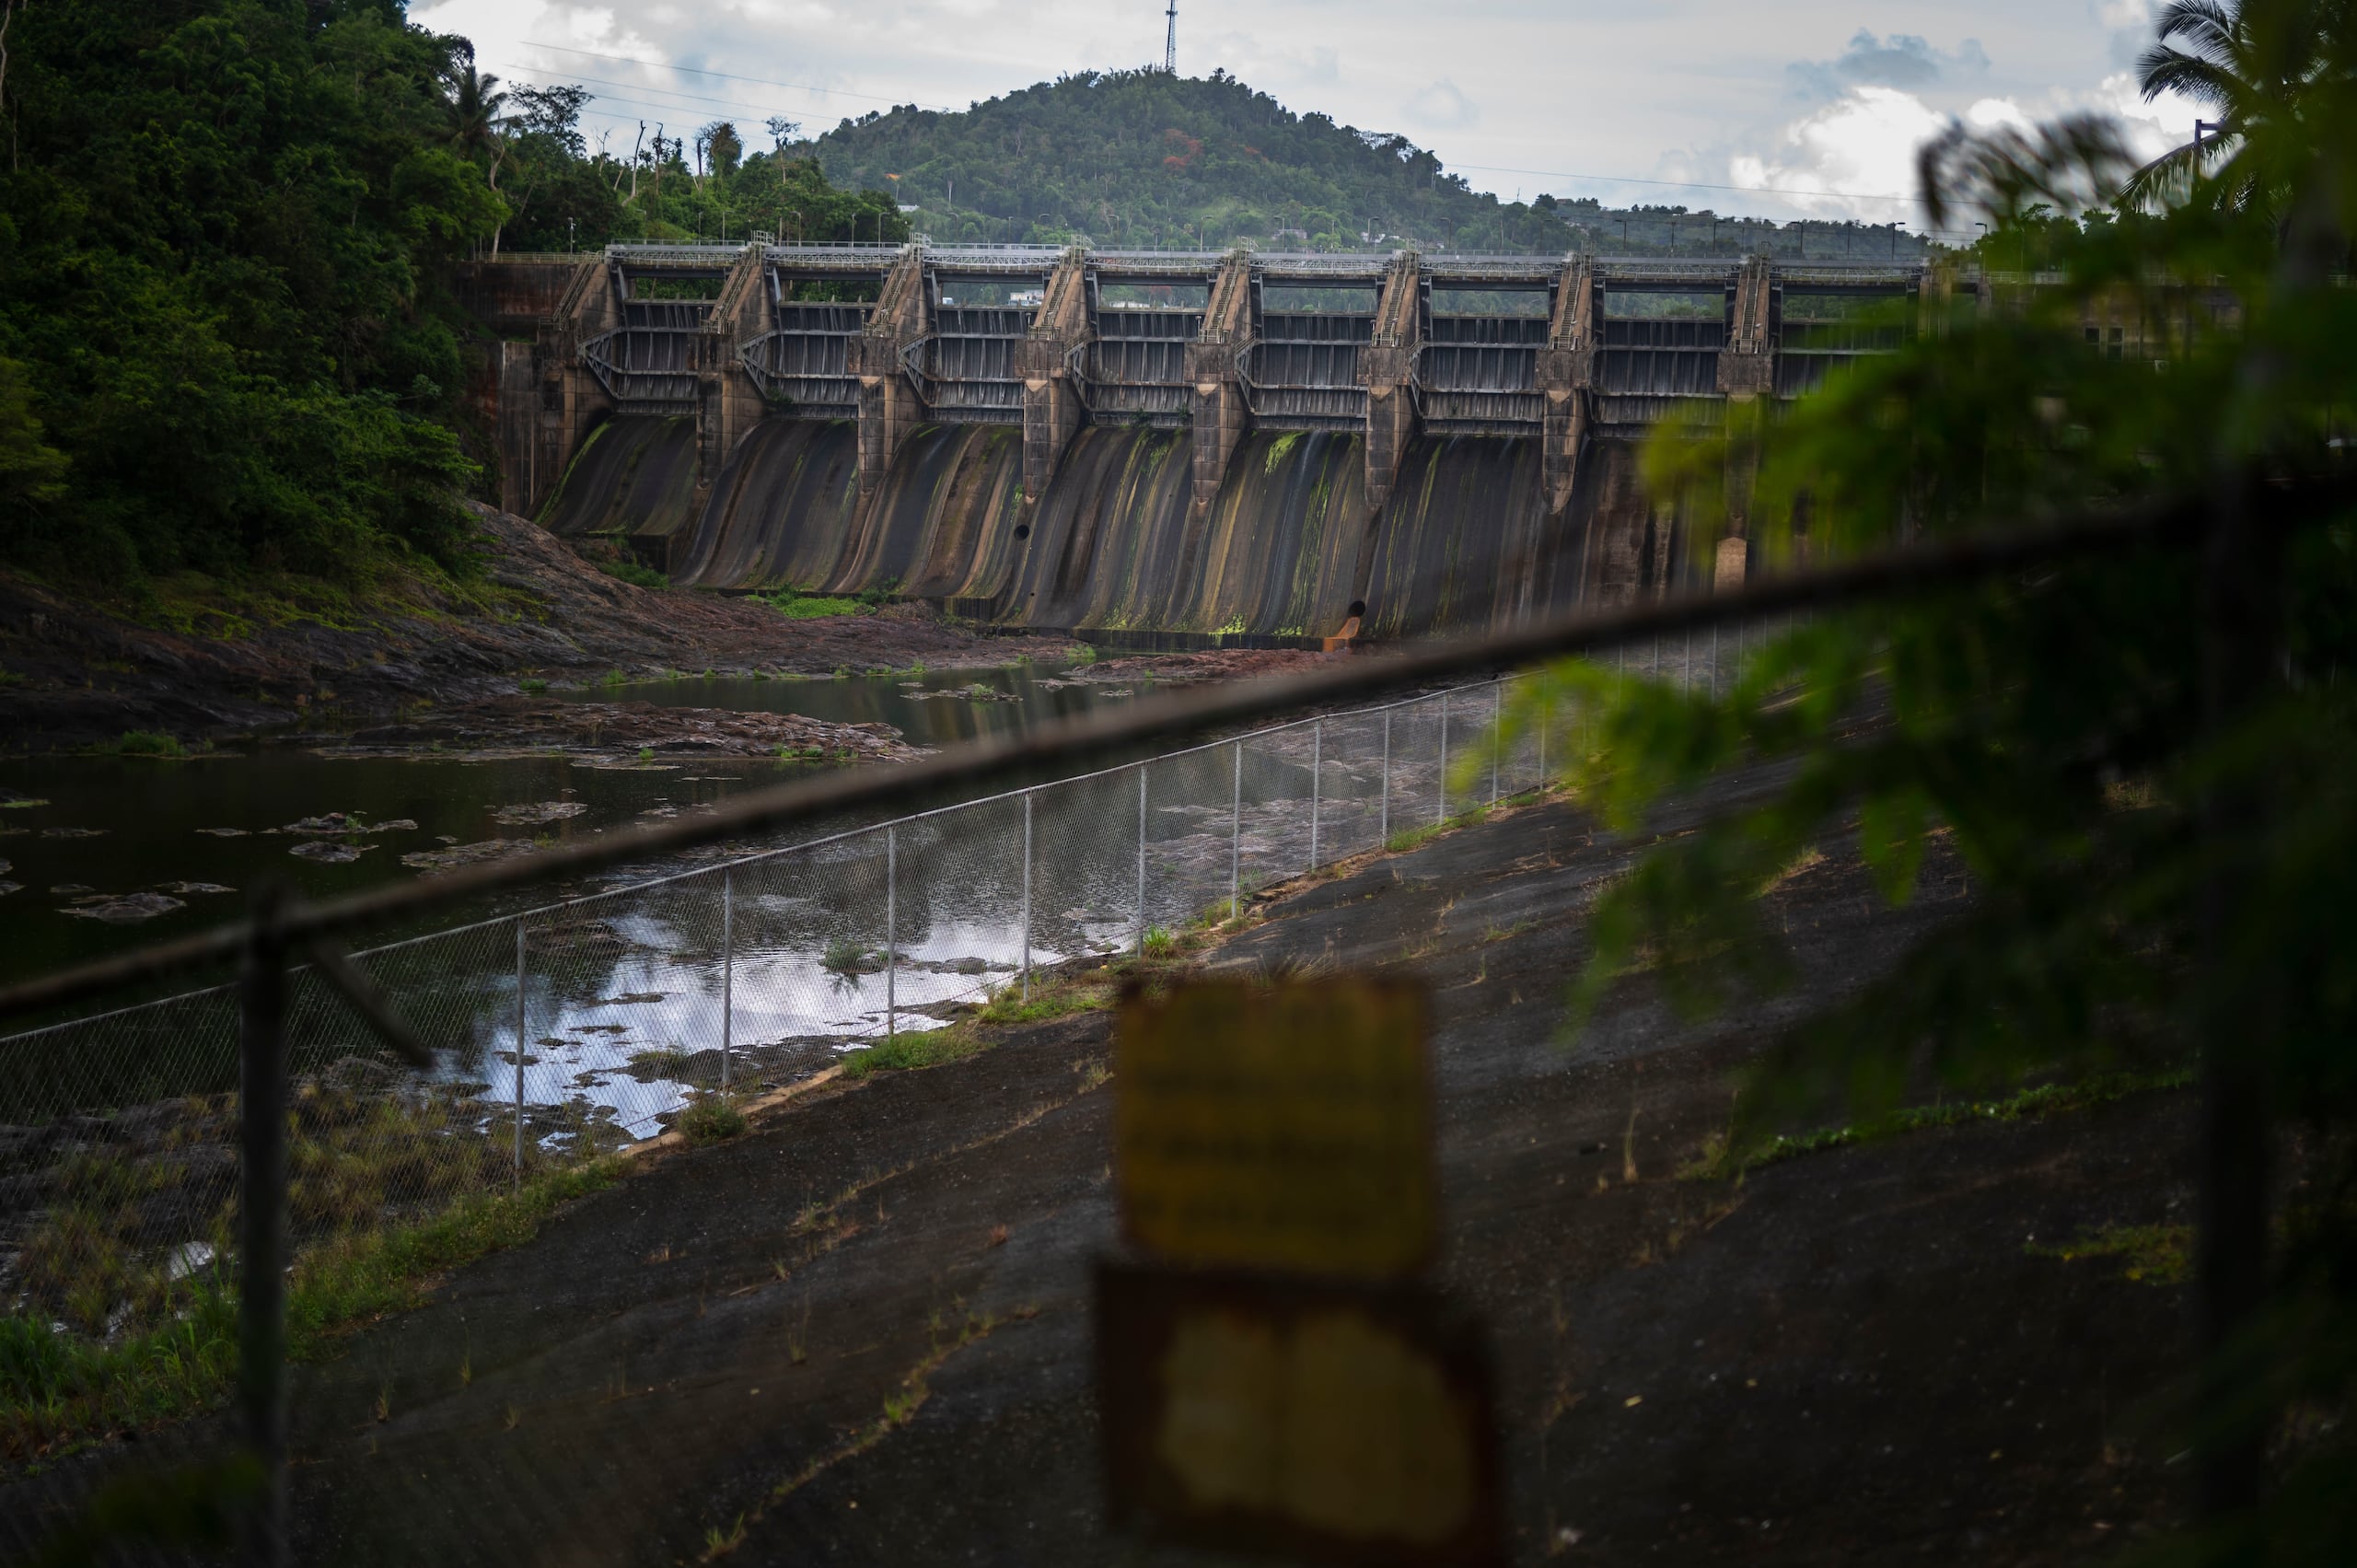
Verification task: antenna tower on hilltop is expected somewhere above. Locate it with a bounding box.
[1165,0,1178,74]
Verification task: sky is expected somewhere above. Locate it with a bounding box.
[412,0,2200,235]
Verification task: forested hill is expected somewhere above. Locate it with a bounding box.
[810,69,1932,260]
[0,0,900,588]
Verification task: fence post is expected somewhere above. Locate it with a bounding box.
[1229,743,1242,922]
[1308,718,1322,872]
[1537,681,1549,788]
[1437,690,1450,825]
[1021,791,1033,1002]
[1136,766,1148,955]
[1380,709,1392,842]
[513,920,526,1189]
[720,867,733,1092]
[238,884,290,1568]
[1491,679,1502,805]
[886,826,897,1040]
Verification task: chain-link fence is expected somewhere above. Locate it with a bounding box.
[0,632,1791,1376]
[0,646,1779,1428]
[0,636,1810,1556]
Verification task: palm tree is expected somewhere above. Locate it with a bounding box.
[447,61,508,161]
[2123,0,2352,212]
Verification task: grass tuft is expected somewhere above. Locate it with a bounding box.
[679,1098,749,1145]
[841,1028,979,1080]
[0,1160,620,1467]
[2026,1224,2192,1285]
[1688,1068,2195,1181]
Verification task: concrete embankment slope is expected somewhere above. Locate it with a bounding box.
[1,783,2199,1563]
[556,414,1679,643]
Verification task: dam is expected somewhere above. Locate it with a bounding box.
[464,242,1932,644]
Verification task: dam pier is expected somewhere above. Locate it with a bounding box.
[463,243,1929,645]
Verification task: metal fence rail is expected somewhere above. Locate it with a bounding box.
[0,624,1805,1362]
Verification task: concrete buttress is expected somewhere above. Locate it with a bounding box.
[517,256,618,519]
[1714,255,1774,578]
[1361,251,1421,511]
[851,247,932,494]
[1535,254,1596,517]
[1186,251,1255,509]
[697,246,771,502]
[1016,248,1093,503]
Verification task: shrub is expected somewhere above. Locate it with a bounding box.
[678,1097,748,1145]
[110,730,186,757]
[597,558,668,589]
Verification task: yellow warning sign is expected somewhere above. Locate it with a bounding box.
[1097,1263,1504,1566]
[1115,979,1434,1280]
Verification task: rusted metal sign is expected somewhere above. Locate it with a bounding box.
[1113,978,1436,1280]
[1096,1263,1504,1566]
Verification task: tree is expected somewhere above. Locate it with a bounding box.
[444,54,506,158]
[2124,0,2350,214]
[1488,0,2357,1554]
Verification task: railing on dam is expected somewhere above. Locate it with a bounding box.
[494,238,1941,527]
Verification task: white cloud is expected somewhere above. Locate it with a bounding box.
[1730,86,1946,220]
[1403,78,1478,131]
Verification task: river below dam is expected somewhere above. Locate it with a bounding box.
[0,663,1145,995]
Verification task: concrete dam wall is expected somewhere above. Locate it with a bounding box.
[492,239,1936,643]
[542,415,1678,641]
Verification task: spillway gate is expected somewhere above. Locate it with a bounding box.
[491,241,1933,528]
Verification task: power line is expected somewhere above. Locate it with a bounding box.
[1441,159,1920,210]
[494,64,812,126]
[521,41,953,111]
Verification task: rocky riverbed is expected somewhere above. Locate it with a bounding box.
[0,505,1081,754]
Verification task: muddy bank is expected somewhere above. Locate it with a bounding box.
[1075,645,1345,687]
[0,506,1079,754]
[322,695,921,764]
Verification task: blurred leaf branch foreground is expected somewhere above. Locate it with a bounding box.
[1486,1,2357,1556]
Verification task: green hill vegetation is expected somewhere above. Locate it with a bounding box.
[808,68,1929,260]
[0,0,899,588]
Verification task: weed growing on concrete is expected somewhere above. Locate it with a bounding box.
[2026,1224,2192,1285]
[840,1028,979,1079]
[1685,1069,2194,1180]
[679,1097,749,1145]
[702,1516,748,1557]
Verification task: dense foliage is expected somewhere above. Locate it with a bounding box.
[1491,0,2357,1553]
[481,87,908,255]
[0,0,495,580]
[0,0,898,586]
[811,68,1930,261]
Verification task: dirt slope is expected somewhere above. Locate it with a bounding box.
[0,508,1079,753]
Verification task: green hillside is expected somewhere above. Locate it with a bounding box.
[809,68,1930,259]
